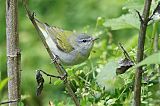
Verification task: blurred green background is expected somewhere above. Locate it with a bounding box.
[1,0,159,106]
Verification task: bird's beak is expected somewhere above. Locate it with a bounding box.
[92,37,99,41]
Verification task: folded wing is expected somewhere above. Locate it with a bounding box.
[35,18,75,53]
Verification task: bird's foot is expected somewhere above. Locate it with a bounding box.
[59,72,68,82]
[50,55,60,64]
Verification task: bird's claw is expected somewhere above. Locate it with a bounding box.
[50,55,59,64]
[60,73,68,81]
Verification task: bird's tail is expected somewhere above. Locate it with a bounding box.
[22,0,56,54]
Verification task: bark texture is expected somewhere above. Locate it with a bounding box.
[134,0,152,106]
[23,2,80,106]
[6,0,21,105]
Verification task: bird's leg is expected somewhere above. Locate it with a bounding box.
[57,63,68,81]
[50,55,68,81]
[50,54,60,64]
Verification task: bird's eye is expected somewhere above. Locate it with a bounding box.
[82,39,87,42]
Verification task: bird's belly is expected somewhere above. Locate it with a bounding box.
[56,51,89,65]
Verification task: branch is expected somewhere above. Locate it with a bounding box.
[23,1,80,106]
[37,70,62,79]
[135,10,144,23]
[0,99,19,105]
[6,0,21,105]
[118,43,133,62]
[134,0,152,106]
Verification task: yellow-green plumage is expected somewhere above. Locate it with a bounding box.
[35,18,96,65]
[47,26,75,53]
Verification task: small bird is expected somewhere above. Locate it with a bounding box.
[35,19,97,65]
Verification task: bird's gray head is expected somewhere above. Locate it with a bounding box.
[73,33,96,56]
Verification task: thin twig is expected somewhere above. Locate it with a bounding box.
[135,10,144,23]
[23,1,80,106]
[134,0,152,106]
[0,99,19,105]
[118,43,133,63]
[149,2,160,21]
[38,70,62,79]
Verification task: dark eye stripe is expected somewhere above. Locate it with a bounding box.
[82,40,87,42]
[79,39,90,43]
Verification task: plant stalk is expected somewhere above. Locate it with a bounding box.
[23,1,80,106]
[6,0,21,105]
[133,0,152,106]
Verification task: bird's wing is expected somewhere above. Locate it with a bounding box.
[50,26,75,53]
[35,18,75,53]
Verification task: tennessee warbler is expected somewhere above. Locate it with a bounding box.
[35,18,97,65]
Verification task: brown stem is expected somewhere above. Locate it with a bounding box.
[23,1,80,106]
[118,43,133,62]
[0,99,19,105]
[134,0,152,106]
[37,70,62,79]
[6,0,21,106]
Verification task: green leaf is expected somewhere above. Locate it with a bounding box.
[53,79,63,85]
[103,13,140,30]
[18,101,24,106]
[0,78,8,91]
[96,17,105,27]
[96,61,124,92]
[133,52,160,68]
[106,98,117,105]
[123,0,143,11]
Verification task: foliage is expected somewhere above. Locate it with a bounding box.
[1,0,160,105]
[0,78,8,92]
[104,13,140,30]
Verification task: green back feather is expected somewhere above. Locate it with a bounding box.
[35,18,75,53]
[51,27,75,53]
